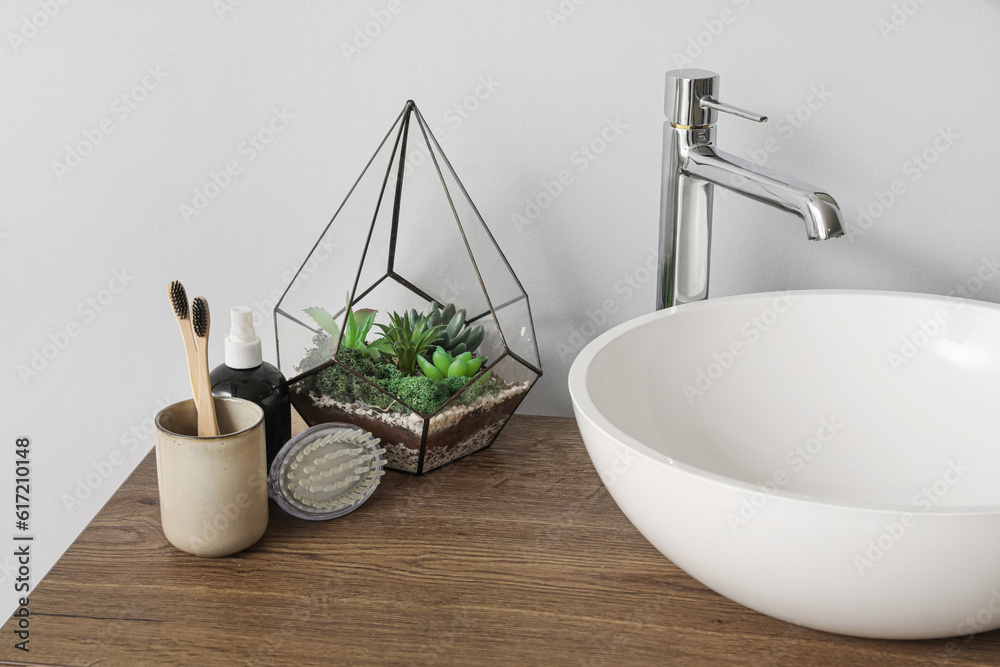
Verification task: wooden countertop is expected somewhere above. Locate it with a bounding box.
[3,414,999,666]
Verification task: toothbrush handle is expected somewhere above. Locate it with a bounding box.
[177,320,200,404]
[196,338,219,437]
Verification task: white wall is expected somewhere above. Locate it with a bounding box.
[2,0,998,619]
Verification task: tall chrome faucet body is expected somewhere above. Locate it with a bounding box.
[656,69,845,310]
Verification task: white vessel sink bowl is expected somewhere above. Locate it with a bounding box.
[568,290,1000,640]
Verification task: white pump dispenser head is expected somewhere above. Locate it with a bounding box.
[224,306,262,369]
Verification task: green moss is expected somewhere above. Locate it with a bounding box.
[294,346,396,411]
[294,333,333,393]
[295,341,506,415]
[383,375,457,414]
[456,372,503,405]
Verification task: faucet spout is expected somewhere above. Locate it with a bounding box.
[656,69,845,310]
[684,145,845,241]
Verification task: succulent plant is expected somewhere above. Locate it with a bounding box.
[408,302,485,358]
[416,345,484,382]
[304,293,378,356]
[369,311,443,376]
[302,342,502,414]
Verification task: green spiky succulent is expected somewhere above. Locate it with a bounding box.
[368,311,443,376]
[416,345,484,382]
[408,302,485,358]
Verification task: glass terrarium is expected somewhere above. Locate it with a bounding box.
[274,101,541,475]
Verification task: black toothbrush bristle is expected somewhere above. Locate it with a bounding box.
[191,297,209,338]
[169,281,188,319]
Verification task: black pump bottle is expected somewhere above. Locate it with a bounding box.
[210,306,291,468]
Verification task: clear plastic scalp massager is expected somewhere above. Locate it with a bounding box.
[268,423,386,520]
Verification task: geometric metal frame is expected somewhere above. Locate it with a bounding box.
[274,100,541,474]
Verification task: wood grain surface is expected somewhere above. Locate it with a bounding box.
[2,413,999,666]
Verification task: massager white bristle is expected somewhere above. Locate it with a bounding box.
[274,426,385,519]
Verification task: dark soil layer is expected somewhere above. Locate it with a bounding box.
[290,384,529,474]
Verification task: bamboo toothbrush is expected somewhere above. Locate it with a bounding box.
[191,296,220,437]
[168,281,200,404]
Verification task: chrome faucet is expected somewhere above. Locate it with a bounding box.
[657,69,845,310]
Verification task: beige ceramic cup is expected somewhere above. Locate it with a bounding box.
[154,397,269,557]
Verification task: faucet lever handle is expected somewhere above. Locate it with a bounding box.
[699,97,767,123]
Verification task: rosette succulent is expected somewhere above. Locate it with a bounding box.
[407,302,485,357]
